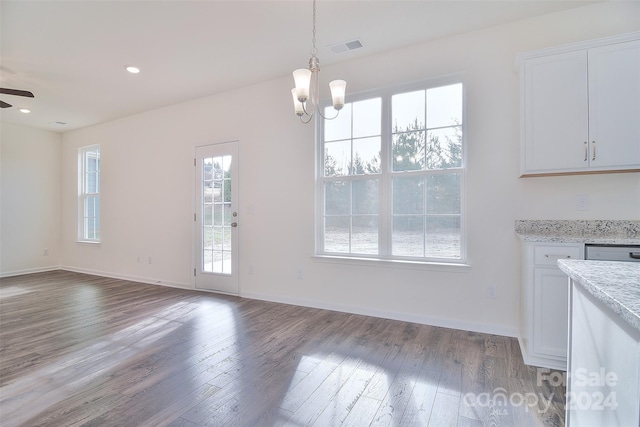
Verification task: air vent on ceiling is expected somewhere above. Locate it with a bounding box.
[330,39,363,54]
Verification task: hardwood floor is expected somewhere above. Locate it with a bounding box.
[0,271,565,426]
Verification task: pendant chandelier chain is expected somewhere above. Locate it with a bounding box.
[311,0,318,58]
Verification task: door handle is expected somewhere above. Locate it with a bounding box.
[630,252,640,260]
[231,222,238,228]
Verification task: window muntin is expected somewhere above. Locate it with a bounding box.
[319,81,464,263]
[79,145,100,242]
[202,154,233,274]
[324,98,382,176]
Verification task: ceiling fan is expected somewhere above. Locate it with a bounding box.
[0,87,35,108]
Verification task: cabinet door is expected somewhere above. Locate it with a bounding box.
[533,268,569,359]
[588,40,640,169]
[523,51,589,173]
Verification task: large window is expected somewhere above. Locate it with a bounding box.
[317,80,464,263]
[79,145,100,242]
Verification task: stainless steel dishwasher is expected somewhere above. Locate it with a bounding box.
[584,244,640,262]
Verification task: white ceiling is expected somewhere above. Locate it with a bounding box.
[1,0,599,133]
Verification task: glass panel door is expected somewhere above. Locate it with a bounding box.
[195,142,239,294]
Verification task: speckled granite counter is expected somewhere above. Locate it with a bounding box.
[558,259,640,333]
[516,220,640,244]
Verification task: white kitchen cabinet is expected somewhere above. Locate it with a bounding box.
[519,243,582,370]
[567,281,640,427]
[520,33,640,176]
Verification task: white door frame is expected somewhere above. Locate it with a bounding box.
[193,141,239,295]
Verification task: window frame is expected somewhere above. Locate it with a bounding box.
[315,76,467,265]
[78,145,101,243]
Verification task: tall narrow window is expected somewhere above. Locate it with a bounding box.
[79,145,100,242]
[391,84,463,259]
[323,98,382,255]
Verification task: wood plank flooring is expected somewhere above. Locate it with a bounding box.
[0,271,565,426]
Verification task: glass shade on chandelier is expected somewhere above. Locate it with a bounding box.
[291,72,346,120]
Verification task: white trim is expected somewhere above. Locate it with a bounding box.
[59,266,191,290]
[312,254,470,271]
[242,290,518,338]
[0,266,62,278]
[517,336,567,370]
[4,267,516,338]
[515,31,640,67]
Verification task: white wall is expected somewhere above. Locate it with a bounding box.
[1,123,62,275]
[59,1,640,337]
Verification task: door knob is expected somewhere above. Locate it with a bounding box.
[231,222,238,228]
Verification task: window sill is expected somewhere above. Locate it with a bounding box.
[312,254,470,272]
[76,240,101,245]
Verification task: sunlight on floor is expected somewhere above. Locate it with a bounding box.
[0,301,200,427]
[0,286,33,299]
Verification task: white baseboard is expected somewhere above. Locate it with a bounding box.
[0,265,62,278]
[3,266,518,339]
[242,291,519,338]
[59,266,191,290]
[517,335,567,371]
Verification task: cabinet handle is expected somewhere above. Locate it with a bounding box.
[545,254,572,259]
[592,141,596,161]
[630,252,640,260]
[584,141,588,161]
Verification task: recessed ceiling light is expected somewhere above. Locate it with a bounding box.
[19,108,31,114]
[125,65,141,74]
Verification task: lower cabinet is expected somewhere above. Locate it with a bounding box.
[567,281,640,427]
[520,242,582,370]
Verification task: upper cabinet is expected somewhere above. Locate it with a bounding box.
[519,33,640,176]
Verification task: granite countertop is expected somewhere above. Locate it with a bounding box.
[516,220,640,244]
[558,259,640,333]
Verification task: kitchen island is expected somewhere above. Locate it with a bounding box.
[558,259,640,427]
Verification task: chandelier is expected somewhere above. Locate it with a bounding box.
[291,0,346,124]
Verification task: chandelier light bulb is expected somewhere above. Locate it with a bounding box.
[291,89,305,116]
[293,69,312,102]
[329,80,346,110]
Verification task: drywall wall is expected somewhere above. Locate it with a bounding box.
[1,123,62,276]
[54,1,640,336]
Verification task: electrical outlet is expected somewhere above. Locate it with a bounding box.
[296,269,303,279]
[577,194,590,211]
[137,256,141,263]
[486,285,497,299]
[249,265,254,274]
[148,257,152,264]
[43,248,49,256]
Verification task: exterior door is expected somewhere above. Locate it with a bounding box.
[194,142,239,294]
